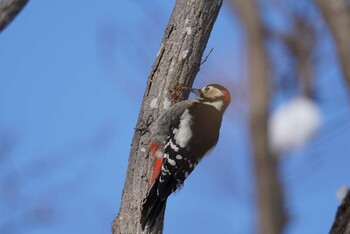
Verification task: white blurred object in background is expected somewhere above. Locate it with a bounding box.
[269,96,322,154]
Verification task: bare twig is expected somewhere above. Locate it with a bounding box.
[200,48,214,65]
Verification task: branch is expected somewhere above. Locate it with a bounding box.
[228,0,286,233]
[0,0,28,32]
[200,48,214,65]
[314,0,350,95]
[112,0,223,233]
[284,16,316,98]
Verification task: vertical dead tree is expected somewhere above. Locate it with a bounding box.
[314,0,350,93]
[315,1,350,231]
[330,191,350,234]
[229,0,286,234]
[112,0,223,233]
[0,0,28,32]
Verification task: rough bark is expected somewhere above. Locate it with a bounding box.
[0,0,28,32]
[330,191,350,234]
[314,0,350,94]
[112,0,223,233]
[229,1,286,234]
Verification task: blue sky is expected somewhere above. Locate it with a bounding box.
[1,1,350,234]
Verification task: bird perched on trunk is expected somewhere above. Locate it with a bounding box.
[141,84,231,230]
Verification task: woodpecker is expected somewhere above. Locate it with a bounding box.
[141,84,231,230]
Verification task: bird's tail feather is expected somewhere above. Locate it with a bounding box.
[141,180,167,231]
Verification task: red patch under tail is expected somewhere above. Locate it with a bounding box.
[149,141,163,184]
[149,141,162,158]
[150,158,163,185]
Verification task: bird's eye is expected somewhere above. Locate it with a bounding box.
[204,86,211,92]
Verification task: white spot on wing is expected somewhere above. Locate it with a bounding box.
[165,139,179,152]
[174,109,192,148]
[172,128,178,134]
[170,141,179,152]
[168,158,176,166]
[176,155,182,160]
[162,165,169,173]
[184,171,189,178]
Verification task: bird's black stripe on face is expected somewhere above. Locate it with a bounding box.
[202,96,224,102]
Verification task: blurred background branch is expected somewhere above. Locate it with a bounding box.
[275,15,316,98]
[315,0,350,94]
[228,0,286,233]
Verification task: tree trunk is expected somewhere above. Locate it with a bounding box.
[330,191,350,234]
[112,0,223,233]
[228,0,286,233]
[314,0,350,94]
[0,0,28,32]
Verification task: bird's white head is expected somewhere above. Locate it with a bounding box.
[188,84,231,112]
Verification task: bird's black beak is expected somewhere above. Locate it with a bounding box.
[189,88,202,96]
[183,87,202,97]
